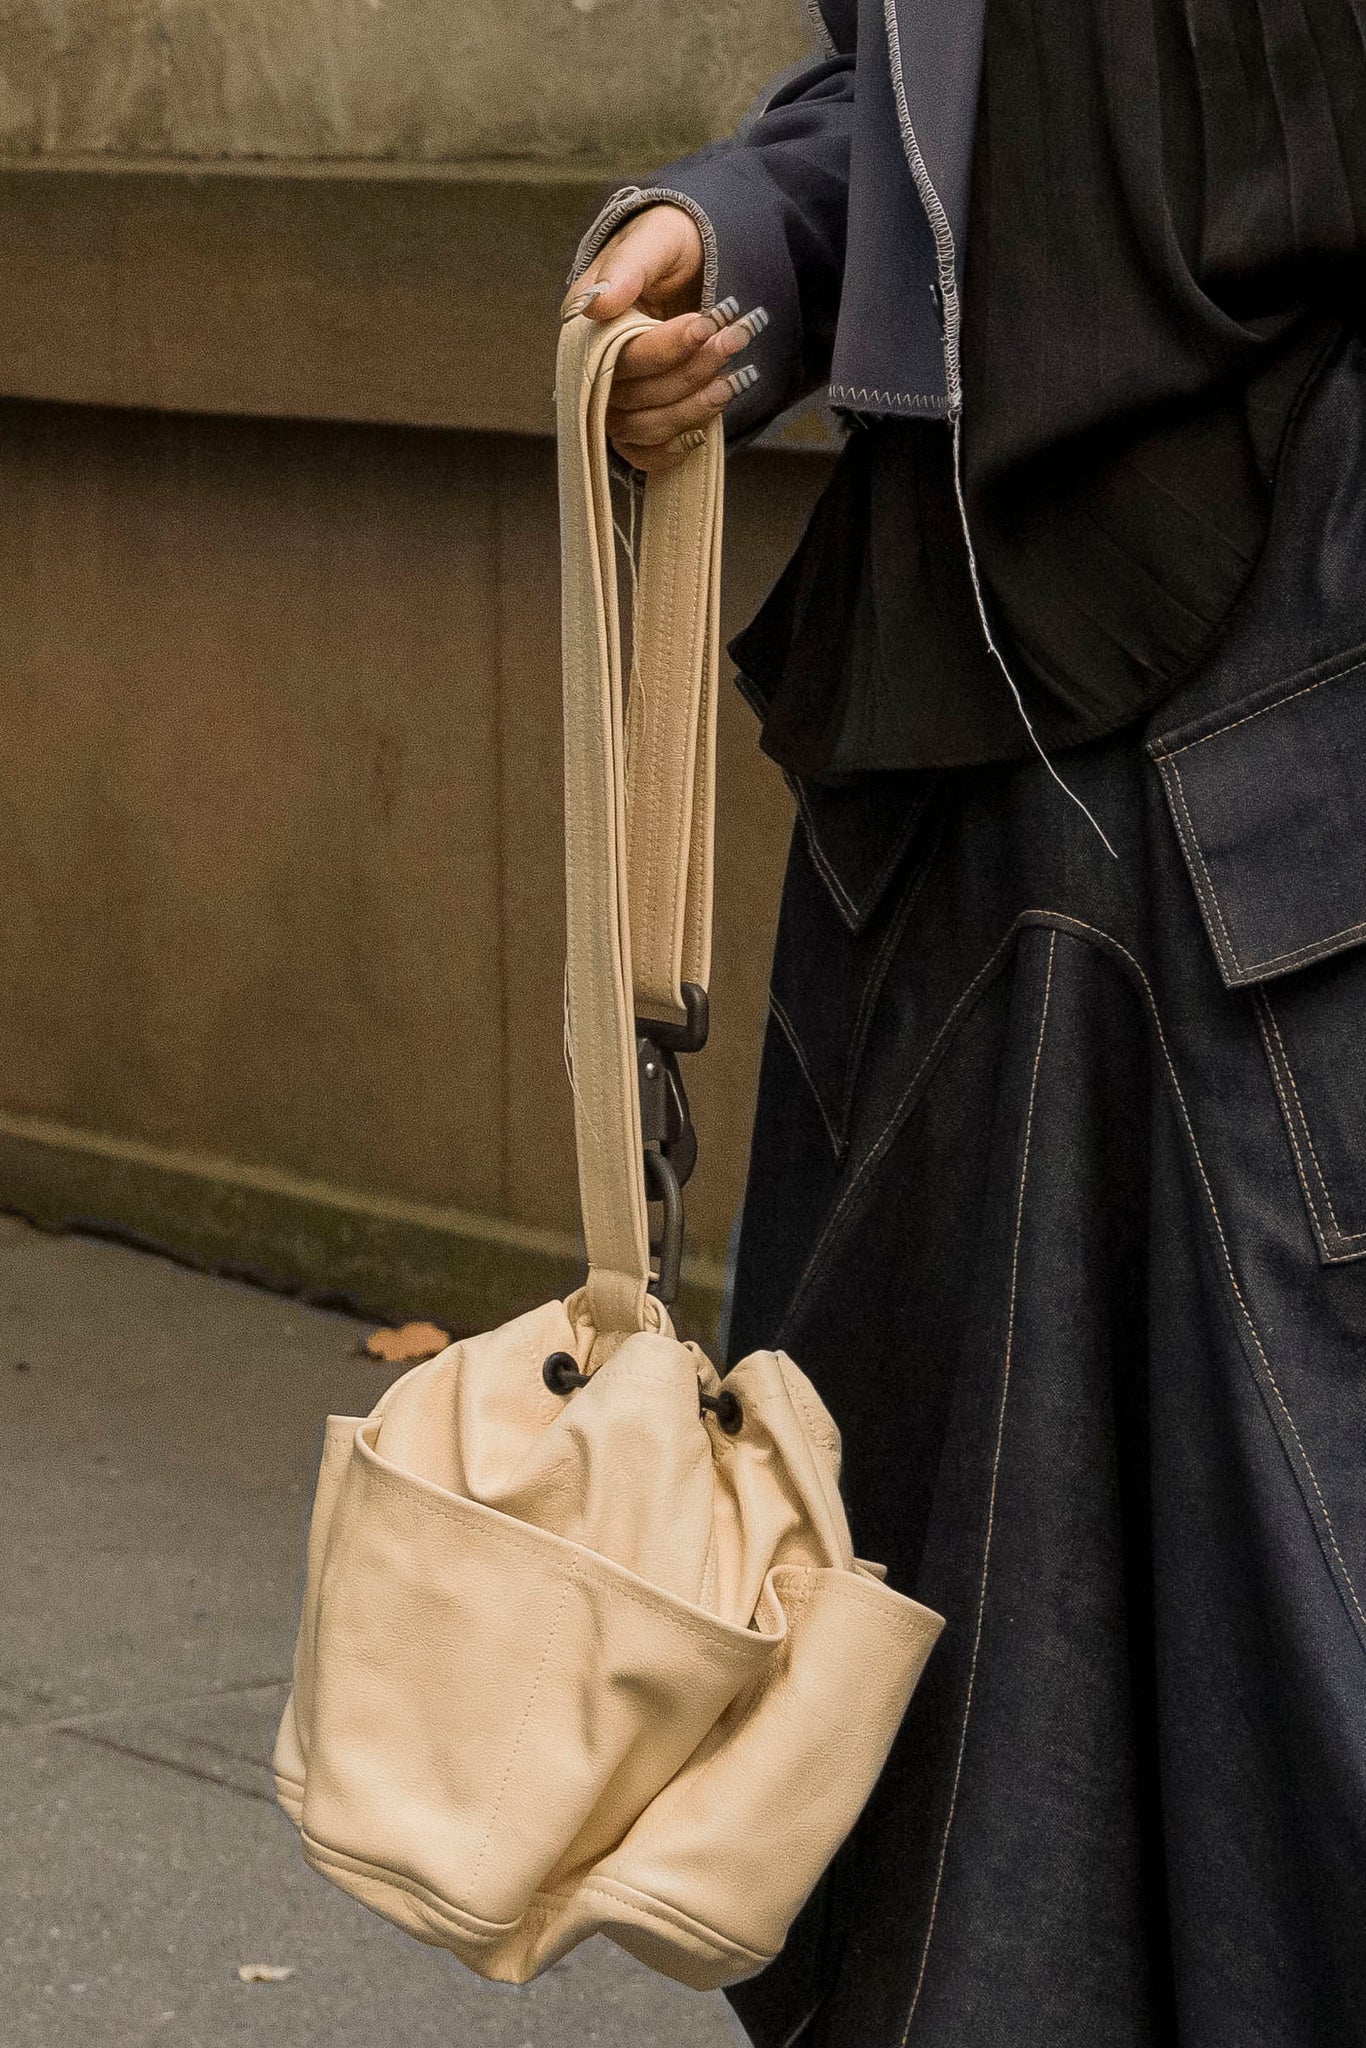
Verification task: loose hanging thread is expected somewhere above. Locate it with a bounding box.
[951,415,1118,861]
[614,470,645,777]
[562,962,599,1143]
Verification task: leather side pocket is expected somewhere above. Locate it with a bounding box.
[1150,645,1366,1263]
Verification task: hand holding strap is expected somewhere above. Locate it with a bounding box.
[556,311,724,1337]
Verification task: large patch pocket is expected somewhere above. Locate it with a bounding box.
[1151,647,1366,1264]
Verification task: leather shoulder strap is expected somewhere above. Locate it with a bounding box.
[556,311,724,1336]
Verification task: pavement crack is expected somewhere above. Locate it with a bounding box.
[9,1674,289,1736]
[56,1726,278,1805]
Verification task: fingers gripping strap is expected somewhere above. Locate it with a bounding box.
[556,313,724,1333]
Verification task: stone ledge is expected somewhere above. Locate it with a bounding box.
[0,0,805,165]
[0,157,839,449]
[0,1108,727,1349]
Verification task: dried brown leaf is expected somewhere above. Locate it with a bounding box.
[363,1320,452,1364]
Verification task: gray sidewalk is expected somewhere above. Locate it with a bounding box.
[0,1220,744,2048]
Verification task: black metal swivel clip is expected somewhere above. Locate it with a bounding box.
[636,982,708,1307]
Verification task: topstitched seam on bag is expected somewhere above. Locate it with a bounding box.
[769,1559,930,1625]
[568,1875,771,1962]
[1035,916,1366,1645]
[468,1555,579,1888]
[673,473,709,986]
[610,1578,822,1864]
[1259,993,1366,1250]
[683,527,716,985]
[300,1827,523,1936]
[582,1365,705,1391]
[638,473,697,988]
[899,933,1056,2046]
[355,1456,772,1655]
[1153,654,1366,758]
[575,334,657,1294]
[1161,757,1242,979]
[753,1577,816,1708]
[688,1585,811,1812]
[778,1361,844,1464]
[668,472,707,974]
[633,480,667,963]
[303,1823,772,1966]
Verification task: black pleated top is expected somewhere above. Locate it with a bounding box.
[734,0,1366,777]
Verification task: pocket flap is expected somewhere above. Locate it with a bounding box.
[1149,648,1366,988]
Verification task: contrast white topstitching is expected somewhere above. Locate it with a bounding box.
[899,933,1058,2043]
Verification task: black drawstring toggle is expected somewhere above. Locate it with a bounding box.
[542,1350,744,1435]
[542,1351,590,1395]
[699,1387,744,1434]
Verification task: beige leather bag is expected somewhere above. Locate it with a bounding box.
[273,310,944,1991]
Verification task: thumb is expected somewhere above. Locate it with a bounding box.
[562,258,648,324]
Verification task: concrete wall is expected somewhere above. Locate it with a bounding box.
[0,0,808,163]
[0,5,832,1336]
[0,398,823,1243]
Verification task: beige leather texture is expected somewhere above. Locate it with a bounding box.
[273,312,945,1990]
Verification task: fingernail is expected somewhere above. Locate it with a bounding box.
[713,305,771,357]
[703,294,741,331]
[677,427,709,451]
[723,363,761,399]
[561,281,610,321]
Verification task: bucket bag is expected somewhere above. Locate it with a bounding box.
[272,309,944,1991]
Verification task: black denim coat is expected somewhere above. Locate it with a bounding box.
[572,0,984,436]
[721,330,1366,2048]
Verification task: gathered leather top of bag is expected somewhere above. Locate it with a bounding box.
[271,309,945,1992]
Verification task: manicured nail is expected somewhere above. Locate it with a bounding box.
[561,281,610,321]
[703,294,741,331]
[677,427,709,451]
[712,305,770,359]
[723,363,761,399]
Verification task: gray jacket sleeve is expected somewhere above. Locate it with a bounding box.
[569,53,855,442]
